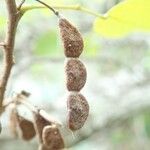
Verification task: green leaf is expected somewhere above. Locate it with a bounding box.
[94,0,150,37]
[34,31,61,57]
[83,33,100,57]
[144,112,150,138]
[0,15,6,32]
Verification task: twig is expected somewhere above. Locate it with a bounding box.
[0,0,23,114]
[18,0,26,10]
[3,91,62,127]
[35,0,60,17]
[21,4,105,18]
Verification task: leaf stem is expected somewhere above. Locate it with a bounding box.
[18,0,26,10]
[35,0,60,17]
[21,4,105,18]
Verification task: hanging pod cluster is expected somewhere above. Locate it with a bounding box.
[9,105,64,150]
[34,110,65,150]
[0,1,90,150]
[9,106,36,141]
[7,17,89,150]
[59,18,89,131]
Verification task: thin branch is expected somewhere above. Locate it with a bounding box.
[21,4,105,18]
[0,0,23,114]
[18,0,26,10]
[35,0,60,17]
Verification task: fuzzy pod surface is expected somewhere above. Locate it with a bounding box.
[42,125,65,150]
[67,93,89,131]
[65,58,87,91]
[17,115,36,141]
[59,18,84,57]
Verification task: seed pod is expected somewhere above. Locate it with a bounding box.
[17,115,36,141]
[33,112,52,143]
[9,106,19,138]
[65,58,87,91]
[67,93,89,131]
[59,18,84,58]
[42,125,65,150]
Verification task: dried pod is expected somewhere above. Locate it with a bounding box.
[34,112,52,143]
[42,125,65,150]
[65,58,87,91]
[17,115,36,141]
[9,106,19,138]
[67,93,89,131]
[59,18,84,57]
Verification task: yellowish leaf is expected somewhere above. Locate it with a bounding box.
[94,0,150,37]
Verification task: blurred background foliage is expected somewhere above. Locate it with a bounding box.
[0,0,150,150]
[94,0,150,37]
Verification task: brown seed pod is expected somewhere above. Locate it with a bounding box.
[59,18,84,58]
[67,93,89,131]
[33,112,52,143]
[65,58,87,91]
[9,106,19,138]
[42,125,65,150]
[17,115,36,141]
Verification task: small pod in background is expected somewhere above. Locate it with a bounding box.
[33,111,52,143]
[65,58,87,91]
[9,106,19,138]
[59,18,84,58]
[67,93,89,131]
[42,125,65,150]
[17,115,36,141]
